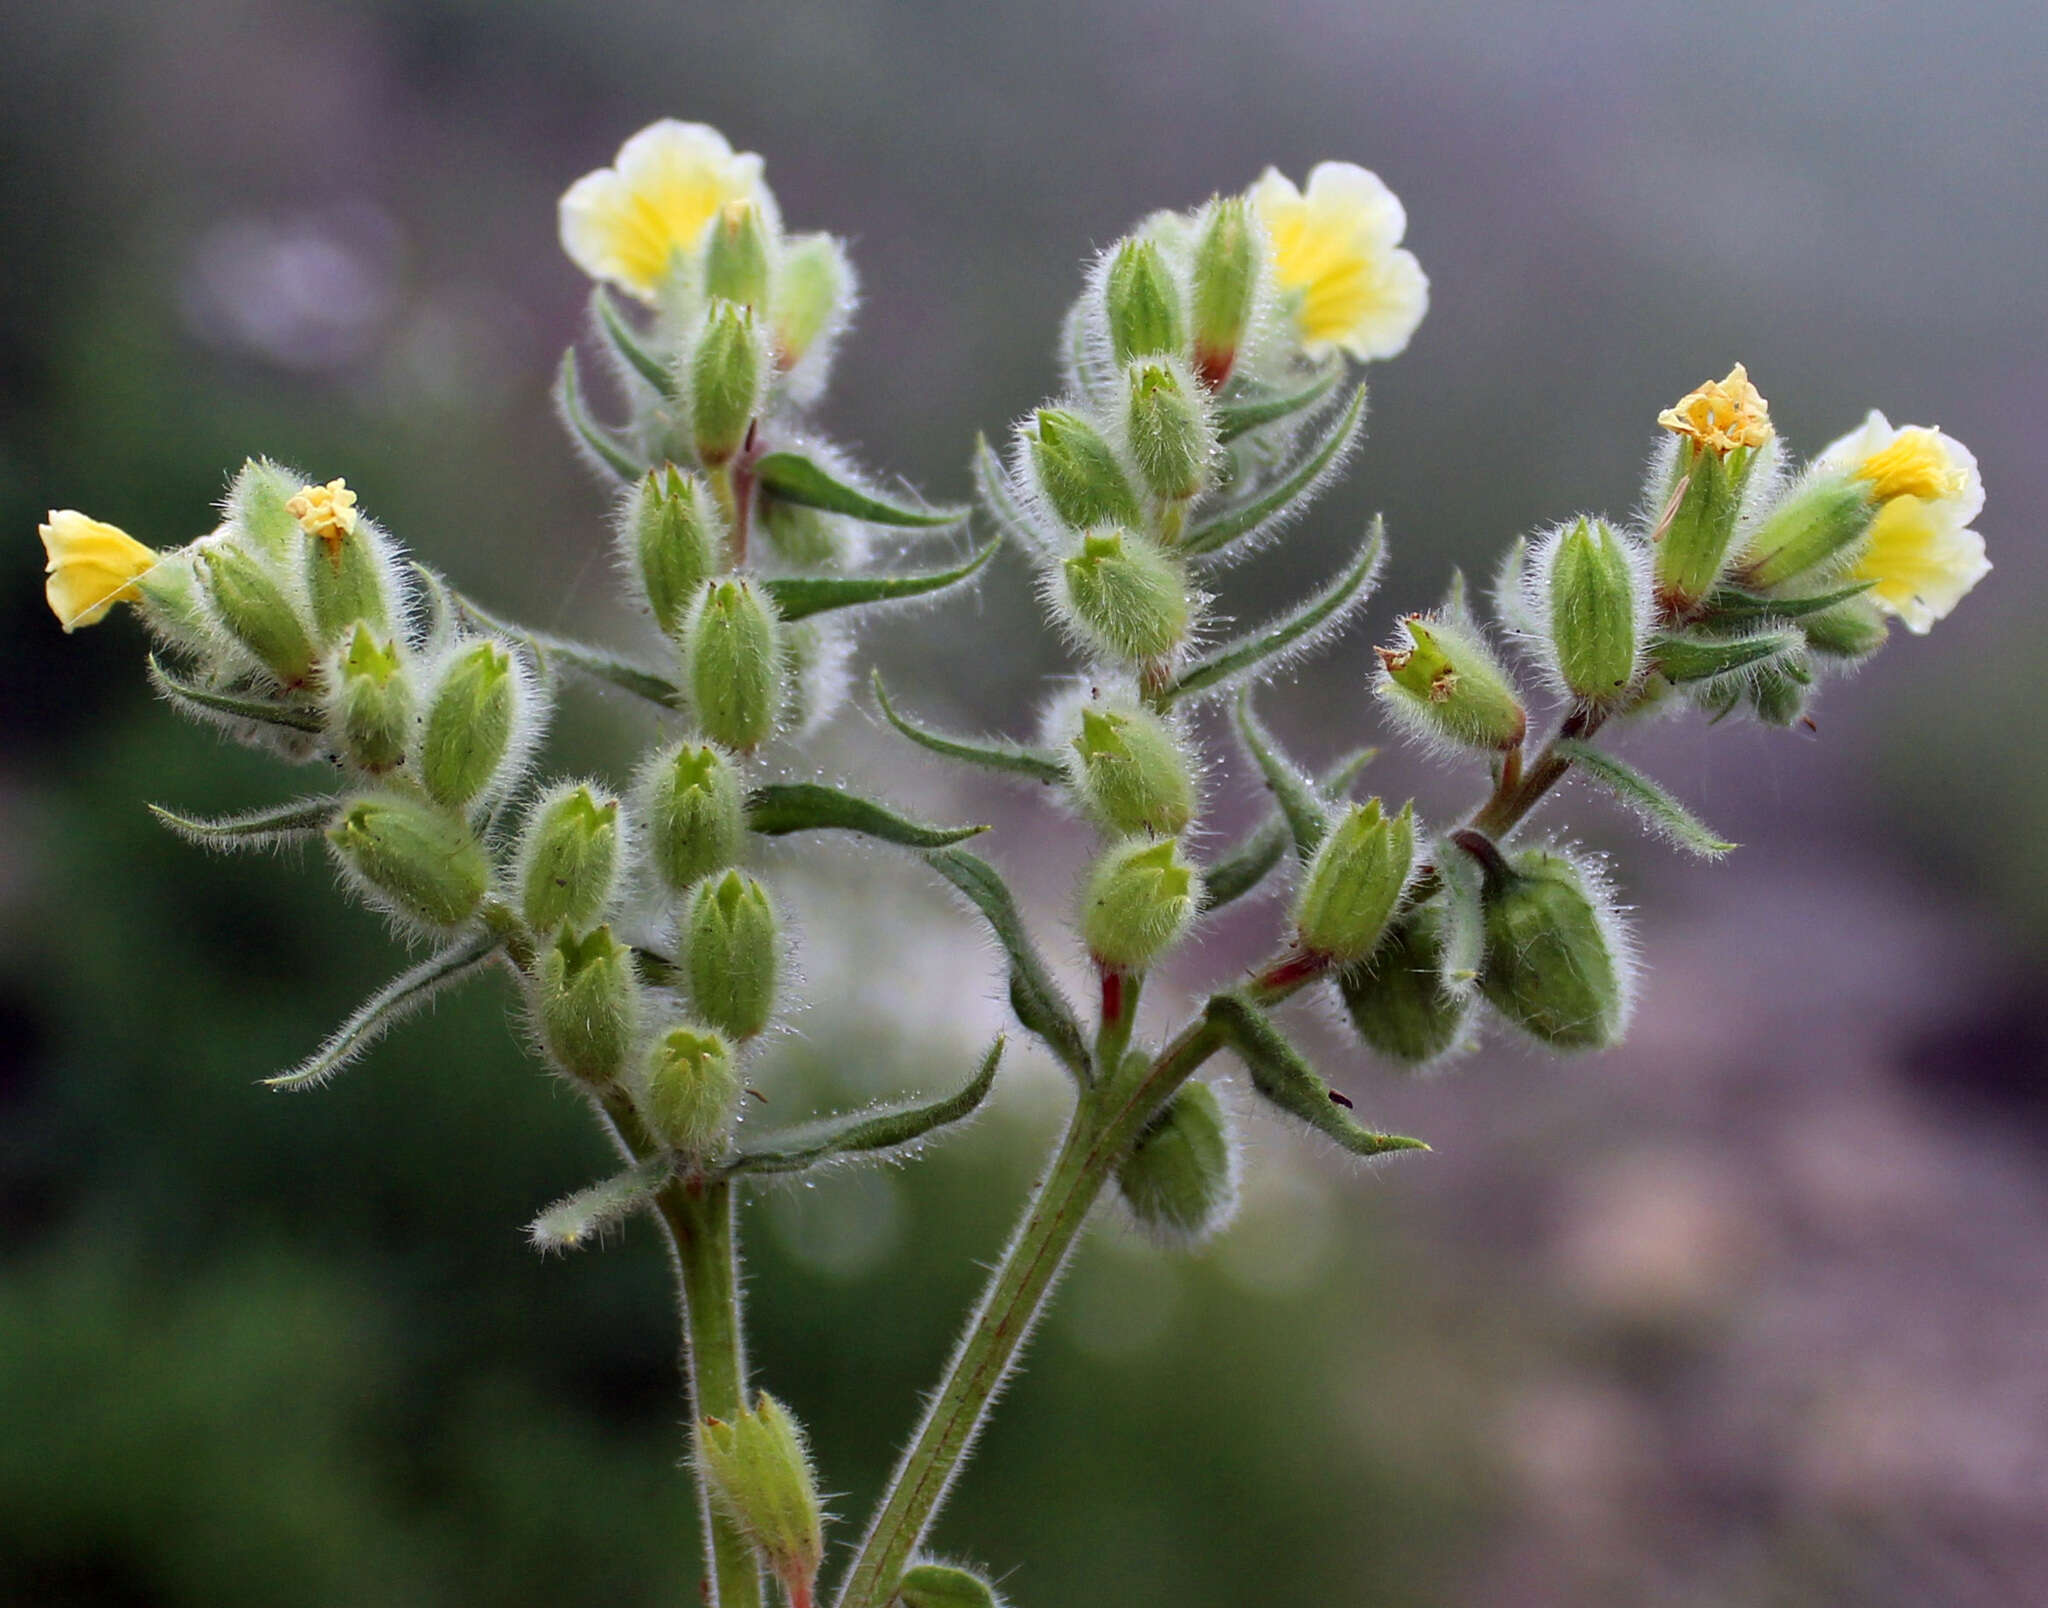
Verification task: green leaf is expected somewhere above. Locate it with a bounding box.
[725,1038,1004,1178]
[147,654,326,735]
[265,928,503,1091]
[762,540,996,622]
[926,850,1091,1080]
[1492,537,1539,637]
[1553,739,1737,858]
[1162,519,1383,704]
[745,782,987,848]
[1207,994,1428,1158]
[592,286,676,398]
[752,450,967,528]
[1700,579,1877,623]
[1230,689,1331,859]
[446,584,684,710]
[1434,839,1485,1001]
[1200,747,1376,914]
[528,1153,676,1252]
[1181,382,1367,558]
[974,431,1052,558]
[149,796,337,851]
[1650,628,1802,685]
[1213,361,1344,442]
[872,672,1066,783]
[554,347,645,481]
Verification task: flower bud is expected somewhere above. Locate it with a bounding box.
[1189,195,1259,390]
[225,457,308,561]
[628,466,724,635]
[1123,361,1214,503]
[758,497,850,569]
[697,1394,824,1606]
[638,740,747,893]
[685,870,781,1040]
[1116,1080,1237,1244]
[1748,650,1813,727]
[1027,408,1142,530]
[635,1023,740,1157]
[1801,595,1888,662]
[1652,366,1773,612]
[1292,799,1416,964]
[1374,615,1525,752]
[1339,903,1472,1066]
[517,783,622,932]
[1469,839,1631,1052]
[1541,517,1647,704]
[1060,528,1192,666]
[1081,836,1204,971]
[329,793,489,929]
[291,479,394,642]
[1736,474,1875,591]
[689,300,768,467]
[683,577,783,753]
[1064,702,1197,837]
[198,542,317,687]
[771,232,853,372]
[329,624,413,775]
[1103,237,1186,365]
[701,199,773,309]
[896,1563,1005,1608]
[533,924,641,1086]
[419,638,522,808]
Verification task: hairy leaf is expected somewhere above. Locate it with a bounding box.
[745,782,987,848]
[592,286,676,398]
[872,672,1066,783]
[762,541,996,622]
[1553,739,1737,858]
[1230,690,1331,859]
[1200,747,1377,914]
[1181,382,1367,557]
[1213,361,1343,443]
[1207,994,1427,1157]
[1700,580,1876,623]
[753,451,967,528]
[1650,628,1802,684]
[449,586,684,709]
[528,1153,676,1252]
[973,432,1052,559]
[926,850,1091,1080]
[149,796,337,851]
[554,348,645,481]
[147,655,325,735]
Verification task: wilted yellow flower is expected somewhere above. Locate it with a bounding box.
[558,120,774,301]
[38,511,161,632]
[1658,365,1772,455]
[287,478,358,553]
[1250,162,1428,362]
[1815,411,1988,634]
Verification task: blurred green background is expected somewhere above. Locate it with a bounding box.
[4,3,2044,1604]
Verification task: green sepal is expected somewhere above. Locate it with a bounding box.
[761,540,996,622]
[1698,579,1877,623]
[1213,360,1343,442]
[925,850,1091,1081]
[147,654,327,735]
[527,1152,676,1252]
[1199,747,1376,913]
[724,1038,1003,1178]
[1552,739,1736,858]
[592,285,677,397]
[1649,628,1802,685]
[1206,993,1428,1158]
[744,781,987,848]
[148,796,337,851]
[1230,689,1330,859]
[872,672,1066,783]
[752,451,967,528]
[554,348,645,481]
[1180,382,1366,557]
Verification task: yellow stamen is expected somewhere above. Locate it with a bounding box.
[1853,429,1967,504]
[287,478,359,554]
[1657,364,1772,455]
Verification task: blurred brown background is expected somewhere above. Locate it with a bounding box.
[2,3,2043,1604]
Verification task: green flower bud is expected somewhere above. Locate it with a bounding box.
[1339,902,1473,1066]
[639,741,747,893]
[701,199,773,309]
[1653,438,1761,613]
[1123,361,1214,503]
[198,542,317,687]
[697,1394,824,1605]
[329,793,488,929]
[683,577,783,753]
[629,466,724,635]
[635,1023,740,1157]
[1060,528,1192,665]
[758,497,850,570]
[1065,702,1197,837]
[1374,615,1526,752]
[1189,195,1259,390]
[1801,594,1888,661]
[517,783,622,932]
[1081,836,1204,971]
[897,1564,1004,1608]
[1116,1080,1237,1244]
[689,300,768,467]
[771,232,853,372]
[133,549,215,657]
[1468,838,1631,1052]
[224,457,307,561]
[330,624,412,775]
[1103,237,1186,365]
[1748,649,1814,727]
[419,638,521,808]
[1737,473,1876,591]
[1542,517,1647,704]
[302,517,393,644]
[1292,799,1416,964]
[685,870,781,1040]
[1027,408,1142,530]
[533,924,641,1086]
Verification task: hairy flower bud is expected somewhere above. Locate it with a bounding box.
[685,870,781,1040]
[1116,1080,1237,1244]
[225,457,309,562]
[329,793,489,929]
[1374,614,1525,752]
[689,300,768,466]
[697,1394,824,1605]
[1540,517,1648,704]
[683,577,783,752]
[771,232,853,373]
[1652,367,1773,612]
[1060,528,1192,665]
[518,783,622,932]
[1748,649,1814,727]
[701,199,773,309]
[1801,595,1888,661]
[1339,902,1472,1066]
[419,638,523,808]
[1081,836,1204,971]
[896,1563,1005,1608]
[1189,196,1260,390]
[639,740,747,892]
[1104,237,1186,365]
[1466,837,1631,1052]
[330,624,412,775]
[534,924,641,1086]
[1292,799,1416,964]
[1737,474,1875,591]
[628,466,724,635]
[198,542,317,687]
[1064,702,1198,837]
[1123,361,1214,503]
[1027,408,1141,531]
[636,1022,740,1157]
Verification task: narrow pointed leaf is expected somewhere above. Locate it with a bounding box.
[1163,519,1384,704]
[1553,739,1737,858]
[1435,838,1485,1001]
[1181,382,1367,557]
[1207,994,1428,1157]
[762,540,996,622]
[974,432,1053,558]
[752,451,966,528]
[745,782,988,848]
[1492,537,1540,638]
[529,1153,676,1252]
[1213,361,1343,442]
[872,672,1066,783]
[265,928,503,1091]
[1200,748,1377,913]
[1650,629,1802,685]
[449,586,684,709]
[726,1038,1005,1178]
[555,348,645,481]
[149,796,336,851]
[1231,690,1330,859]
[926,849,1091,1080]
[592,286,676,398]
[1701,580,1876,623]
[147,655,325,735]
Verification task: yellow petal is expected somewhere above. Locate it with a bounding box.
[1849,496,1990,635]
[1252,162,1428,361]
[39,510,160,632]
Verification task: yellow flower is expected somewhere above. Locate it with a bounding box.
[558,120,775,301]
[38,511,161,632]
[1815,411,1988,634]
[1250,162,1428,362]
[287,478,359,553]
[1657,364,1772,454]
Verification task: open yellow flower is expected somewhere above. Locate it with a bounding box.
[287,478,359,553]
[39,511,161,632]
[1814,411,1988,634]
[559,120,775,301]
[1250,162,1428,362]
[1658,364,1772,455]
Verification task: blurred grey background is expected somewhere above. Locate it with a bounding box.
[2,2,2043,1604]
